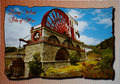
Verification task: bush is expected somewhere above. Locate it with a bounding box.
[81,62,113,79]
[43,67,56,76]
[86,51,92,55]
[97,48,113,69]
[92,47,102,55]
[70,52,80,65]
[28,52,43,77]
[5,47,17,53]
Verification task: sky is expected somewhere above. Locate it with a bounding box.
[4,6,113,47]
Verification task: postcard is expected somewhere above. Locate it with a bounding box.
[0,0,119,84]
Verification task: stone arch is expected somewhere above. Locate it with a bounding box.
[48,35,60,44]
[76,45,81,51]
[55,48,69,61]
[62,39,74,48]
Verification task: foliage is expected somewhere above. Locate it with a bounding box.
[18,47,24,51]
[5,47,17,53]
[56,63,82,73]
[97,48,113,69]
[28,52,43,77]
[33,52,41,61]
[41,61,113,79]
[83,61,113,78]
[81,42,84,45]
[92,47,102,55]
[81,62,113,79]
[88,37,113,55]
[43,67,56,76]
[70,52,80,65]
[86,51,93,55]
[96,37,113,50]
[5,59,12,73]
[87,53,101,60]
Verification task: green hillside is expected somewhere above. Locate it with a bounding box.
[96,37,113,50]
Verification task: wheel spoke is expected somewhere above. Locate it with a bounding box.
[51,12,56,21]
[46,20,55,29]
[42,9,71,36]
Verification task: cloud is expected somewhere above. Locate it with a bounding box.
[95,9,102,13]
[77,35,101,45]
[14,7,21,12]
[5,13,32,47]
[88,26,97,30]
[97,18,112,28]
[68,9,84,19]
[91,17,101,20]
[92,16,112,28]
[91,9,102,15]
[74,21,88,32]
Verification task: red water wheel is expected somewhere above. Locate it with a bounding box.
[41,9,70,36]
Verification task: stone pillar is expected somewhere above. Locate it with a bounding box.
[24,62,29,78]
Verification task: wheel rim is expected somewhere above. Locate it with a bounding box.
[41,9,70,36]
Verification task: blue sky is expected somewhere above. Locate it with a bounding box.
[5,6,113,47]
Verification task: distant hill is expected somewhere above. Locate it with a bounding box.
[96,37,113,50]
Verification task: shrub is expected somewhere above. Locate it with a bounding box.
[97,48,113,69]
[70,52,80,65]
[92,47,102,55]
[81,62,113,78]
[44,67,56,76]
[5,47,17,53]
[28,52,43,77]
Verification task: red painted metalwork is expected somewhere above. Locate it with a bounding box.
[41,9,71,37]
[71,27,74,39]
[32,31,41,42]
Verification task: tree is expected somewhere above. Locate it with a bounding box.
[97,48,113,69]
[5,47,17,53]
[70,52,80,65]
[92,47,102,55]
[28,52,43,77]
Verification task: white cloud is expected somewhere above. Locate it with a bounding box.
[95,9,101,13]
[88,26,97,30]
[77,35,101,45]
[92,16,112,28]
[14,7,21,12]
[68,9,84,19]
[91,9,102,15]
[91,17,101,20]
[5,13,32,47]
[97,18,112,28]
[74,21,88,32]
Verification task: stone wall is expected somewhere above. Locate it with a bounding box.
[43,43,61,62]
[24,27,86,77]
[24,43,44,77]
[42,27,82,48]
[24,43,44,62]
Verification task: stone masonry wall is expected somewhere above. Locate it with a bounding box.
[24,27,86,77]
[42,27,82,48]
[24,43,44,62]
[24,43,44,77]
